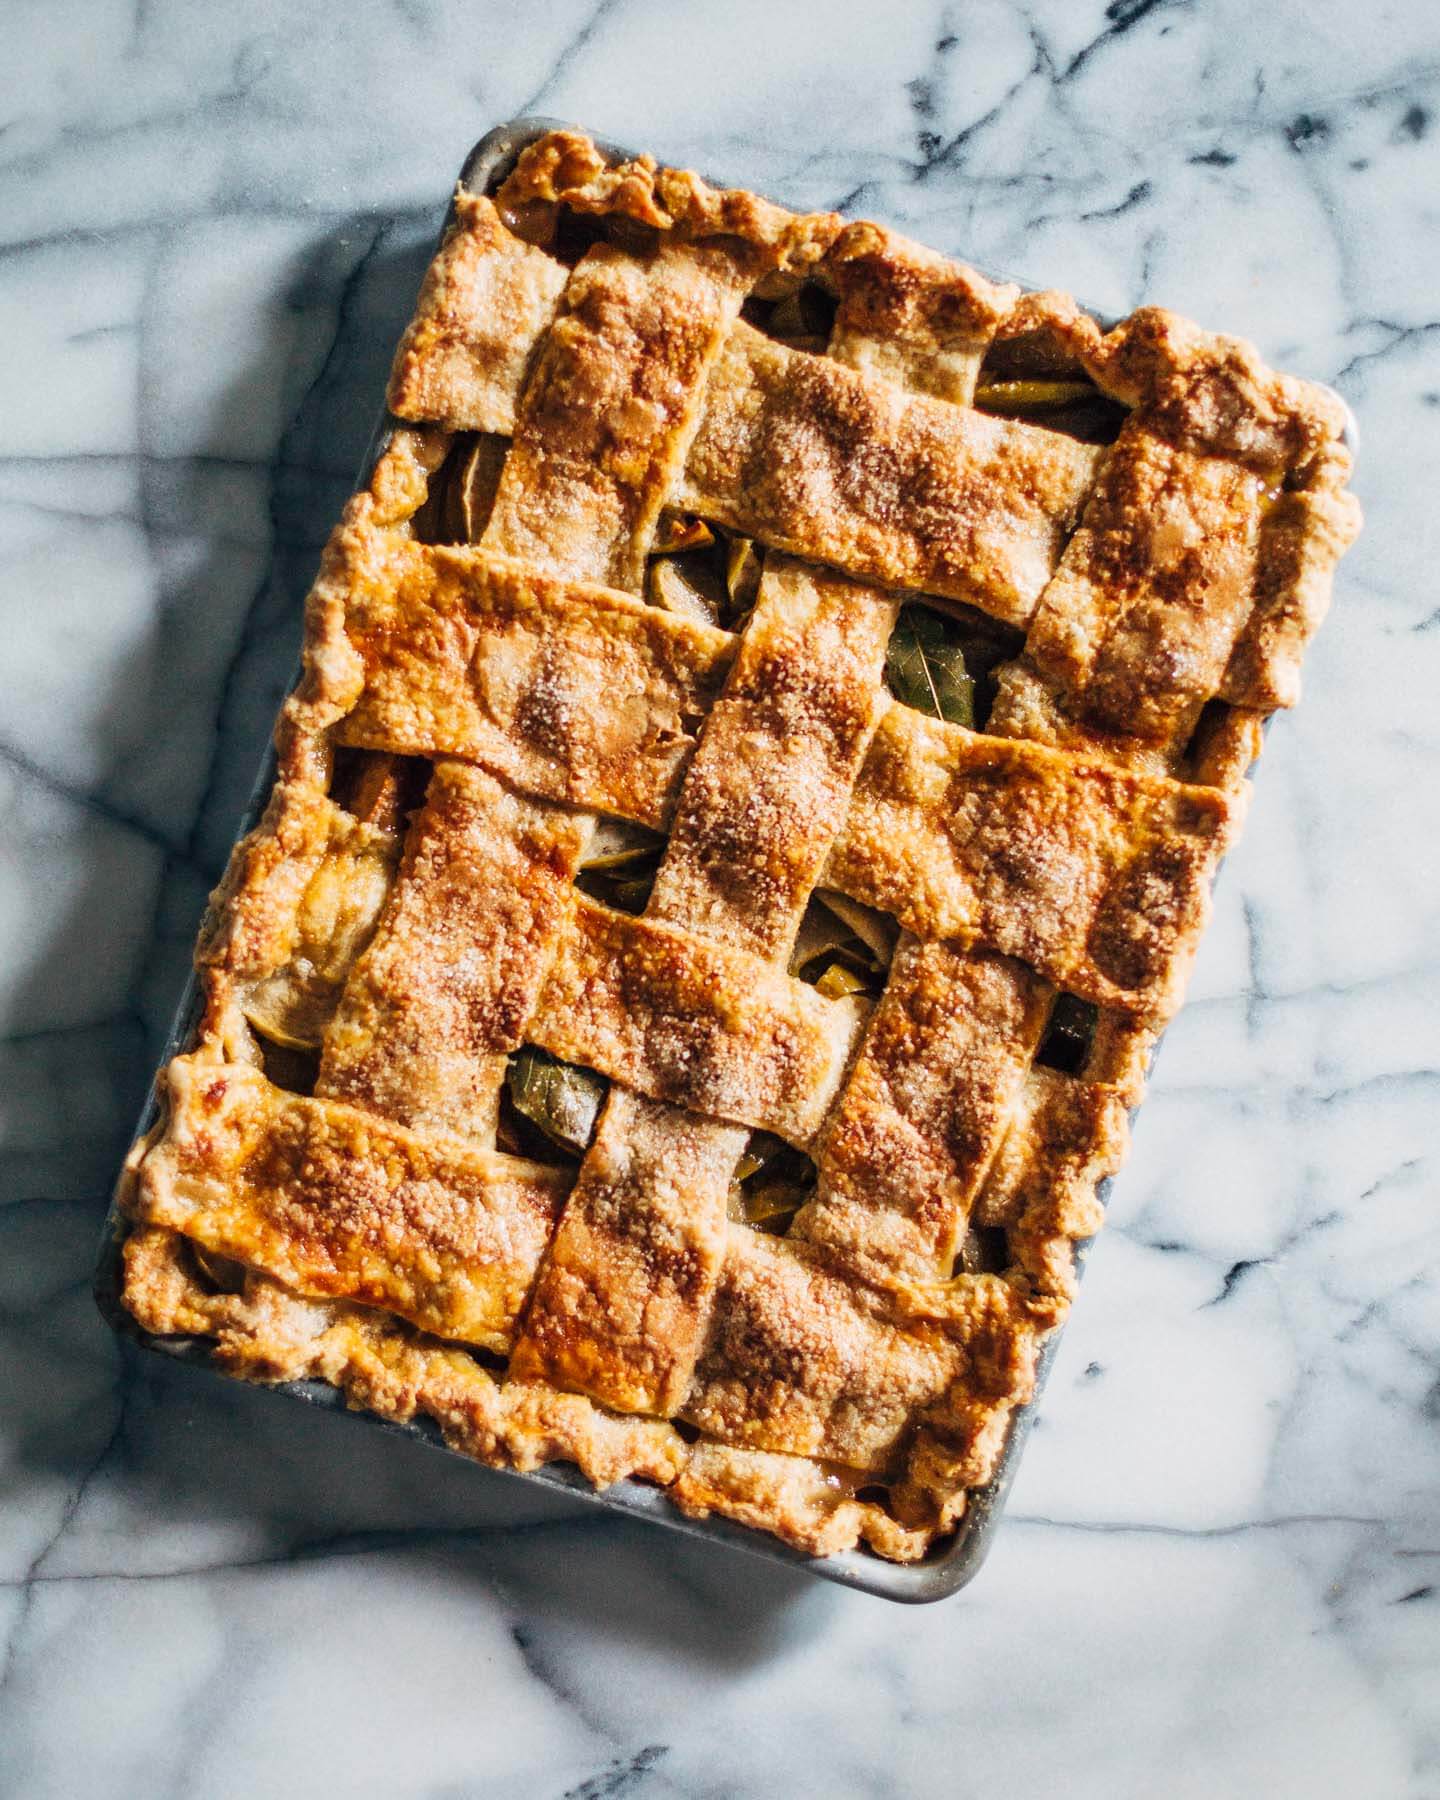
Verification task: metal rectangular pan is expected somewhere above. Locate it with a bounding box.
[94,115,1354,1603]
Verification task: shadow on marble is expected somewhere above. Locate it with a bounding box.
[3,215,446,1102]
[123,1343,831,1651]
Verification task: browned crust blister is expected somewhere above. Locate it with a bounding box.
[116,129,1361,1566]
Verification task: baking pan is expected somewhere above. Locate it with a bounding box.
[94,115,1354,1603]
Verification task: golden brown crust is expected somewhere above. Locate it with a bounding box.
[121,1223,935,1556]
[676,322,1100,624]
[509,1092,745,1416]
[973,1067,1130,1302]
[996,292,1349,464]
[197,784,401,1060]
[320,527,735,828]
[1220,438,1362,709]
[494,128,843,274]
[793,236,1062,1325]
[672,1441,933,1561]
[317,762,590,1141]
[825,221,1019,405]
[366,427,454,529]
[825,705,1242,1020]
[387,192,567,433]
[795,944,1050,1278]
[988,427,1360,773]
[197,782,356,981]
[988,422,1272,760]
[645,554,897,954]
[117,128,1361,1569]
[121,1224,686,1489]
[483,239,753,592]
[1183,703,1265,791]
[512,557,895,1416]
[531,894,865,1146]
[1088,307,1349,467]
[388,139,1358,746]
[682,1230,1053,1474]
[124,1055,569,1354]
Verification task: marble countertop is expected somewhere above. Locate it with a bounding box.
[3,1,1437,1793]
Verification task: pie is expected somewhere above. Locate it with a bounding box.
[113,129,1361,1564]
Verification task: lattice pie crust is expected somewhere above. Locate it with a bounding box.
[116,132,1360,1562]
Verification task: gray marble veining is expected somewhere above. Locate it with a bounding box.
[2,2,1437,1794]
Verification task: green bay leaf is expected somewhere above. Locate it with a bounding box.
[885,606,976,727]
[507,1047,607,1155]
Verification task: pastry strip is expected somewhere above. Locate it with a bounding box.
[317,762,591,1143]
[794,944,1050,1279]
[196,783,402,1052]
[530,893,864,1146]
[675,322,1100,625]
[681,1229,1046,1471]
[789,281,1054,1298]
[512,558,897,1414]
[387,192,568,433]
[483,239,754,592]
[825,705,1240,1020]
[988,423,1272,764]
[125,1056,569,1355]
[823,220,1017,405]
[330,532,734,829]
[972,1065,1131,1302]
